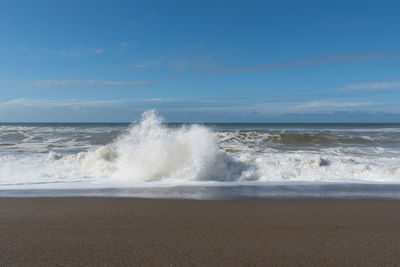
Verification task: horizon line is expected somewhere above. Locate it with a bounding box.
[1,121,400,124]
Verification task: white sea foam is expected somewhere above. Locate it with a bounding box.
[1,110,400,188]
[73,110,246,184]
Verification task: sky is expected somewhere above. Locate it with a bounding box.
[1,0,400,122]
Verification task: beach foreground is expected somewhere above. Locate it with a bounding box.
[1,198,400,266]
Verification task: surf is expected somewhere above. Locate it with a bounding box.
[1,110,400,188]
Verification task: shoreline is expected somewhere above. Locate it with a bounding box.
[1,198,400,266]
[1,182,400,199]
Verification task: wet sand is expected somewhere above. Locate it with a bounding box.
[1,198,400,266]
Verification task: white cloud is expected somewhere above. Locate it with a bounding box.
[168,59,190,70]
[209,50,400,73]
[46,47,104,57]
[297,101,373,109]
[340,80,400,91]
[119,42,135,47]
[1,98,400,122]
[0,98,123,108]
[29,79,155,88]
[132,59,163,69]
[168,54,217,71]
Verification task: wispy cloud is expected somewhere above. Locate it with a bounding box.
[28,79,155,88]
[168,59,190,70]
[1,98,123,108]
[0,97,380,112]
[123,54,217,72]
[168,54,217,71]
[45,47,104,57]
[119,42,135,48]
[131,58,163,69]
[297,101,374,109]
[209,50,400,73]
[339,80,400,91]
[2,97,399,122]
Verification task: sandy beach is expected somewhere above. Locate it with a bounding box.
[1,198,400,266]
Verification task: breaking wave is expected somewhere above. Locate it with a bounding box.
[74,110,247,183]
[1,110,400,188]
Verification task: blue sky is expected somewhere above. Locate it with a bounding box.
[1,0,400,122]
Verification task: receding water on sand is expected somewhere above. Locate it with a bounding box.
[1,183,400,200]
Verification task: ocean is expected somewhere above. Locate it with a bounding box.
[1,110,400,199]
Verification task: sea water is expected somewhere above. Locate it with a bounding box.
[1,110,400,199]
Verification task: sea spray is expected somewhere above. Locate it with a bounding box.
[76,110,248,183]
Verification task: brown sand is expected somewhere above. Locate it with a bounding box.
[1,198,400,266]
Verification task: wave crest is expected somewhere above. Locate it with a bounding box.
[77,110,247,182]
